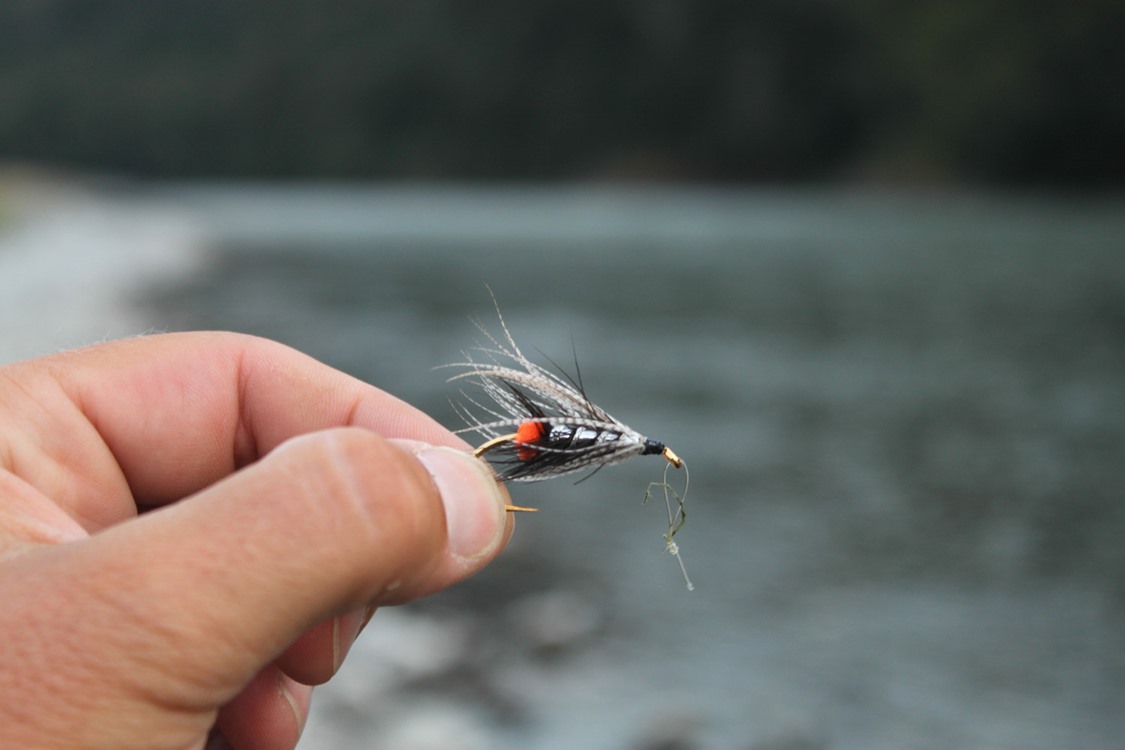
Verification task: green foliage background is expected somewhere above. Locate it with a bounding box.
[1,0,1120,184]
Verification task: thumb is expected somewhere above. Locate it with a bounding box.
[1,429,509,743]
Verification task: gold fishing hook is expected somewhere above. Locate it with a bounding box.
[473,434,539,512]
[661,445,683,468]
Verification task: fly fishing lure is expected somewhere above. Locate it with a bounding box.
[444,298,693,590]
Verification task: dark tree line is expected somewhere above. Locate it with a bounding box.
[1,0,1120,185]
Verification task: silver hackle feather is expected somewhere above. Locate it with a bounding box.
[447,319,655,480]
[443,295,694,590]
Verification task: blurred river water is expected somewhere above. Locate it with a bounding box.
[2,183,1123,749]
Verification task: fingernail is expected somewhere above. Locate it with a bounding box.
[414,446,507,564]
[359,603,378,634]
[332,613,366,673]
[276,668,305,737]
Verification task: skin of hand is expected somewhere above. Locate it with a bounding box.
[0,332,514,750]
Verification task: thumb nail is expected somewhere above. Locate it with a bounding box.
[412,446,508,564]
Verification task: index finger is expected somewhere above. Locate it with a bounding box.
[7,331,465,527]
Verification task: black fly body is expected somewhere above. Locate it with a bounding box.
[444,296,693,589]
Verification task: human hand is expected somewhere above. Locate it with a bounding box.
[0,332,513,750]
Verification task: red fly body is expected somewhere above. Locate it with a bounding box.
[444,296,693,589]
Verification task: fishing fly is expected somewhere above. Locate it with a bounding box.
[444,297,693,590]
